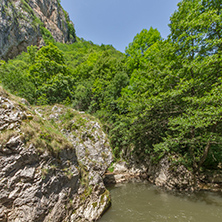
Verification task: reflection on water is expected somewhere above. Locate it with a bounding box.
[99,182,222,222]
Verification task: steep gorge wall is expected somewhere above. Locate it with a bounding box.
[28,0,76,43]
[0,0,75,60]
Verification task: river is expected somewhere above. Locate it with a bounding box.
[99,182,222,222]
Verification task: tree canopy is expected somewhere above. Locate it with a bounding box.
[1,0,222,173]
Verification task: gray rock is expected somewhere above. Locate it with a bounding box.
[0,93,113,221]
[0,0,42,60]
[151,156,194,191]
[0,0,76,60]
[104,156,194,191]
[113,162,128,173]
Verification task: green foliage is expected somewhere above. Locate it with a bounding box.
[28,43,74,104]
[125,27,162,70]
[40,26,55,44]
[1,0,222,173]
[63,10,76,42]
[0,53,36,103]
[108,0,222,170]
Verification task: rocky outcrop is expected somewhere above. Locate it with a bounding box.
[104,161,148,184]
[0,87,113,221]
[0,0,76,60]
[0,0,42,60]
[38,104,113,221]
[104,157,194,192]
[105,156,222,192]
[28,0,76,43]
[148,156,194,191]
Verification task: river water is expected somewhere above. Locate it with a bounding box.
[99,182,222,222]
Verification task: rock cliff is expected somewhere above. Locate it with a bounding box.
[0,87,113,221]
[0,0,76,60]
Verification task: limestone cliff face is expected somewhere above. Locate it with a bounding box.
[0,87,113,221]
[28,0,76,43]
[0,0,42,60]
[0,0,76,60]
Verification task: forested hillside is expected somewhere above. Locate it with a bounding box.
[1,0,222,175]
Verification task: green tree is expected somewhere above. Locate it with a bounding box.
[28,43,73,104]
[125,27,161,70]
[0,55,36,103]
[154,0,222,172]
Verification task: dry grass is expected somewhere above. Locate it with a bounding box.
[0,130,19,146]
[20,114,73,156]
[0,86,9,98]
[0,87,97,158]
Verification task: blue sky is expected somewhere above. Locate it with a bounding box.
[61,0,181,52]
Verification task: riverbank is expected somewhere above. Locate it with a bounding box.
[104,158,222,192]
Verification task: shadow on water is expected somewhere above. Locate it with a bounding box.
[100,182,222,222]
[153,187,222,207]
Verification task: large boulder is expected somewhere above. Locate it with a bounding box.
[0,87,113,221]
